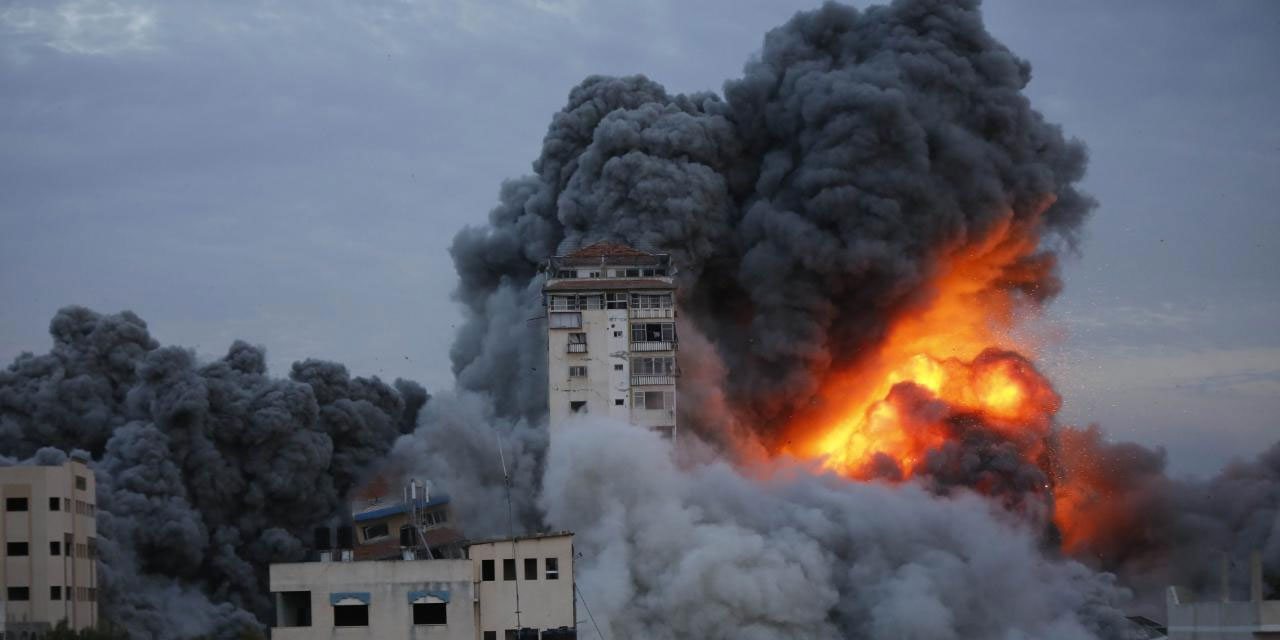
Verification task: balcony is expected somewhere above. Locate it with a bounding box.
[630,341,675,352]
[629,307,673,319]
[631,375,676,386]
[567,343,587,353]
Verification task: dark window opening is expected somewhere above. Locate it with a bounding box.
[569,400,587,413]
[6,497,28,512]
[333,604,368,627]
[7,542,28,556]
[546,557,559,580]
[484,632,497,640]
[413,602,447,625]
[361,522,389,541]
[503,558,516,580]
[276,591,311,627]
[48,497,60,511]
[481,559,495,581]
[7,587,29,601]
[50,586,61,600]
[49,541,60,556]
[524,557,538,580]
[615,398,624,406]
[75,476,86,490]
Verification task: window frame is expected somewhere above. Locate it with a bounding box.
[545,557,559,580]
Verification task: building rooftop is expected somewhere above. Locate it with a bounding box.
[352,494,450,523]
[465,530,574,547]
[555,241,666,267]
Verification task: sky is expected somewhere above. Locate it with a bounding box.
[1,0,1276,476]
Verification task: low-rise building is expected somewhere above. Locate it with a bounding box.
[350,477,464,561]
[270,531,575,640]
[0,457,98,636]
[1167,552,1279,639]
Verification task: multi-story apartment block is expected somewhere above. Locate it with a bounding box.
[270,531,575,640]
[0,457,98,636]
[543,242,678,440]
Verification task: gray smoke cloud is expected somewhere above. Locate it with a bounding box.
[0,306,426,638]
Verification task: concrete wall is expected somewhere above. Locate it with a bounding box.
[470,534,574,638]
[270,559,475,640]
[1167,587,1280,639]
[0,459,97,634]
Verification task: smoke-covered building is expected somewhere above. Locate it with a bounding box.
[350,476,465,562]
[1166,553,1280,640]
[0,457,98,636]
[544,243,678,440]
[269,531,575,640]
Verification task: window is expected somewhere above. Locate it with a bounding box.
[549,312,581,329]
[64,533,73,556]
[6,497,28,511]
[505,631,518,640]
[63,498,70,511]
[413,602,447,625]
[633,390,675,411]
[276,591,311,627]
[615,398,625,406]
[524,557,538,580]
[361,523,389,541]
[630,293,672,308]
[50,586,61,600]
[87,537,96,558]
[503,558,516,580]
[555,270,576,279]
[568,332,586,344]
[49,497,60,511]
[8,587,29,601]
[613,331,622,337]
[631,356,675,376]
[614,364,623,370]
[65,587,72,600]
[485,633,497,640]
[569,400,587,414]
[568,366,587,378]
[605,293,627,308]
[481,559,495,581]
[75,476,87,490]
[624,268,640,277]
[631,322,675,343]
[49,541,60,556]
[588,271,600,278]
[333,604,369,627]
[7,542,28,556]
[545,557,559,580]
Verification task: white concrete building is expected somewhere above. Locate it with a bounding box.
[544,242,678,440]
[1167,553,1280,639]
[0,457,98,637]
[270,531,575,640]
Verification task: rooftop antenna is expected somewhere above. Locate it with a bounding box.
[497,431,522,629]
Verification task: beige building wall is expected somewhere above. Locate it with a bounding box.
[0,458,98,635]
[271,559,475,640]
[1167,586,1280,639]
[469,532,575,638]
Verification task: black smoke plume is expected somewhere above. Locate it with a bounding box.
[0,306,426,638]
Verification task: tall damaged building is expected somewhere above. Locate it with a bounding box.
[543,242,678,441]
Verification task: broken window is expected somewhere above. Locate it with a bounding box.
[568,332,586,344]
[569,400,587,413]
[545,557,559,580]
[361,523,389,541]
[413,602,447,625]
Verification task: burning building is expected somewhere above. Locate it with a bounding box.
[543,243,678,441]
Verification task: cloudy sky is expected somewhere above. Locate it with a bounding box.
[1,0,1276,475]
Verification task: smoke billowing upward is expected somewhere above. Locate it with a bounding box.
[0,306,426,638]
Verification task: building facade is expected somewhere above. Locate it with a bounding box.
[1166,553,1280,639]
[350,477,464,561]
[0,458,98,636]
[270,531,575,640]
[544,242,678,440]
